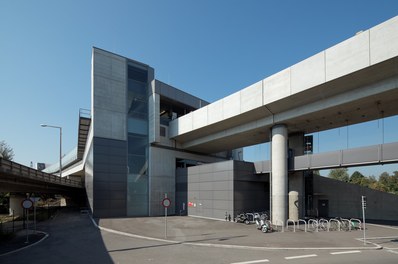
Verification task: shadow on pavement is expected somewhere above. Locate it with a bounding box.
[0,207,114,264]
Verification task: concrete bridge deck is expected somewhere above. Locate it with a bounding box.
[169,16,398,154]
[0,158,83,193]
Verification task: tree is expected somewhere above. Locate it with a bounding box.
[0,140,14,160]
[378,172,398,194]
[350,171,365,185]
[328,168,349,182]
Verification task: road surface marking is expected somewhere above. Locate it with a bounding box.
[330,250,361,255]
[285,254,317,260]
[230,259,269,264]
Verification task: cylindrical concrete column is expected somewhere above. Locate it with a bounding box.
[9,194,25,216]
[271,124,288,225]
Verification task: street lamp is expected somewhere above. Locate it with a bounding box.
[40,124,62,179]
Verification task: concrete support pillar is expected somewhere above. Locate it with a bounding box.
[289,172,304,221]
[271,124,288,225]
[288,132,305,221]
[9,194,25,216]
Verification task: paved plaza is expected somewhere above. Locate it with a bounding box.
[1,208,398,263]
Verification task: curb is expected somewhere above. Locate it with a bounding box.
[0,231,49,257]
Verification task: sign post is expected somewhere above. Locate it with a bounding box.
[31,196,40,234]
[361,195,367,245]
[162,193,171,239]
[21,198,33,244]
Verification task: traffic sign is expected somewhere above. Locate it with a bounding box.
[21,199,33,209]
[162,198,171,208]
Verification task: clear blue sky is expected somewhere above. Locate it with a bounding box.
[1,0,398,177]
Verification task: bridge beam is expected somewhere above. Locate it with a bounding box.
[271,124,288,225]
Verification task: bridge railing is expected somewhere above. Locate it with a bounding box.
[0,158,82,188]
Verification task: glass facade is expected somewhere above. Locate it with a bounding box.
[127,64,149,216]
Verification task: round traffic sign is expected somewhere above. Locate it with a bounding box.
[21,199,33,209]
[162,198,171,208]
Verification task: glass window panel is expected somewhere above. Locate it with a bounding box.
[126,64,149,217]
[128,154,147,174]
[128,134,147,154]
[127,173,148,216]
[128,118,148,135]
[128,65,147,83]
[128,95,147,115]
[128,80,147,100]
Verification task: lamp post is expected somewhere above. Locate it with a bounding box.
[40,124,62,179]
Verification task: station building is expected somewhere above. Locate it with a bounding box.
[60,16,398,222]
[84,47,243,218]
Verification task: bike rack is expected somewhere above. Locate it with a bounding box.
[328,219,341,232]
[273,219,284,232]
[297,219,307,232]
[286,219,296,232]
[245,213,255,224]
[341,218,351,231]
[350,218,362,230]
[319,218,328,231]
[308,219,318,232]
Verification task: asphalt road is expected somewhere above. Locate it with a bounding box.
[1,208,397,264]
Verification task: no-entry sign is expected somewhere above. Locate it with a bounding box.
[162,198,171,208]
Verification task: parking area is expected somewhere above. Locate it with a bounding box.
[97,216,397,249]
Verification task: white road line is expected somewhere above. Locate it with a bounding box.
[368,224,398,230]
[285,254,317,260]
[330,250,361,255]
[386,250,398,255]
[361,236,398,240]
[230,259,269,264]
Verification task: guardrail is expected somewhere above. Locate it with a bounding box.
[0,158,82,188]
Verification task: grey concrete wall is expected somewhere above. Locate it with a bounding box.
[313,175,398,221]
[188,160,269,220]
[84,142,94,212]
[234,161,269,216]
[148,93,160,144]
[149,146,226,216]
[92,137,127,218]
[90,48,129,218]
[92,48,127,141]
[188,161,234,220]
